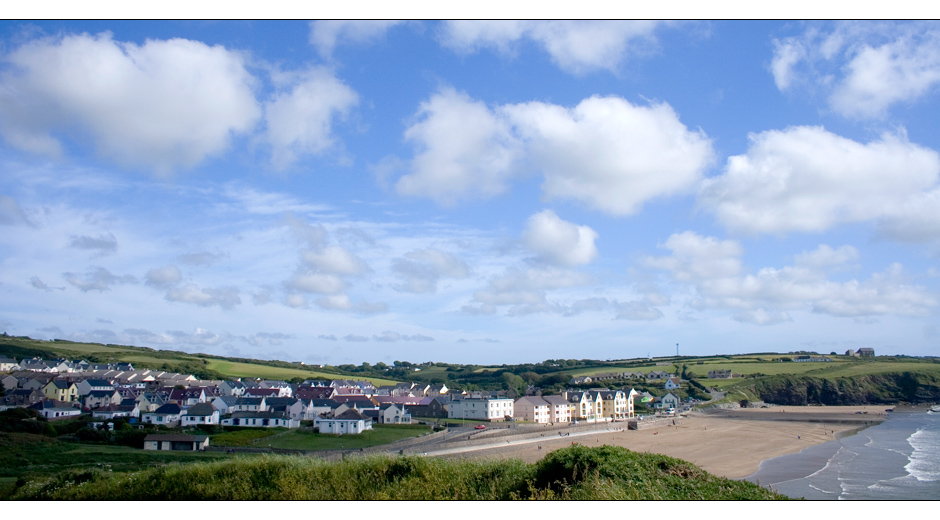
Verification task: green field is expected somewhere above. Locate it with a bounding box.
[265,425,431,451]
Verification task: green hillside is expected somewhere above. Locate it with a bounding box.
[0,336,398,385]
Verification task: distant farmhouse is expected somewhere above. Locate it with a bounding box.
[845,348,875,357]
[708,369,732,379]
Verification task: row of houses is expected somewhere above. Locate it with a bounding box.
[568,371,676,386]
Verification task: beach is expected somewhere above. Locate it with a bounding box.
[439,405,891,479]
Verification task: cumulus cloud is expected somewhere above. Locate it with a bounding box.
[63,267,136,292]
[395,90,713,213]
[319,334,338,341]
[700,126,940,235]
[647,231,938,321]
[391,248,470,293]
[301,246,370,276]
[69,233,117,254]
[0,32,260,174]
[770,22,940,118]
[505,96,713,215]
[165,284,241,309]
[309,20,406,59]
[396,88,524,205]
[286,272,346,295]
[343,334,369,342]
[522,210,598,267]
[440,21,665,74]
[145,265,182,288]
[264,67,358,169]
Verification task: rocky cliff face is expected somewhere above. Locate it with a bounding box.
[747,372,940,405]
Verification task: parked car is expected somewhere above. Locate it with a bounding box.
[474,424,486,430]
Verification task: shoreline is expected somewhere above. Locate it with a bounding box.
[436,405,892,479]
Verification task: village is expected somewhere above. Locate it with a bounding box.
[0,354,701,451]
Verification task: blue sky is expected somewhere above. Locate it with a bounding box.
[1,19,939,365]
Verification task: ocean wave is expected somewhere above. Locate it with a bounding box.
[904,427,940,482]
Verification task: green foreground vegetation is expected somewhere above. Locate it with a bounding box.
[7,444,785,500]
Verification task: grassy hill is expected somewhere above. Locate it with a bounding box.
[7,444,785,500]
[0,335,399,385]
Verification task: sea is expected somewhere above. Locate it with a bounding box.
[744,407,940,500]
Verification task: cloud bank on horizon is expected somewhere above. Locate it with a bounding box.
[1,20,939,365]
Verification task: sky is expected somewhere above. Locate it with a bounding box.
[1,18,939,366]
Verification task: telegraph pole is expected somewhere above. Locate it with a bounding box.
[676,343,679,357]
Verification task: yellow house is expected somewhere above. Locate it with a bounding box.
[565,391,603,422]
[42,380,79,402]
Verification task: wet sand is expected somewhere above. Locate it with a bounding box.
[440,405,891,479]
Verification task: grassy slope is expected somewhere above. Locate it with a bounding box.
[0,336,399,385]
[8,444,785,500]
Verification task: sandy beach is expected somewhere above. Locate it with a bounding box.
[439,405,891,479]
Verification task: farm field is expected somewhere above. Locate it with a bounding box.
[205,359,399,385]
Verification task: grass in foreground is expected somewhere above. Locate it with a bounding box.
[8,444,785,500]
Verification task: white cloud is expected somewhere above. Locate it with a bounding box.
[700,126,940,234]
[391,248,470,293]
[0,32,260,174]
[301,246,370,276]
[309,20,405,59]
[468,267,593,317]
[165,284,241,309]
[440,21,664,74]
[505,96,713,215]
[647,232,938,321]
[522,210,598,267]
[63,267,136,292]
[286,272,346,295]
[771,22,940,119]
[396,88,524,205]
[145,265,182,288]
[264,67,358,169]
[396,91,712,213]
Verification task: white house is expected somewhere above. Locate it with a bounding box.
[541,395,572,424]
[141,403,182,427]
[220,411,300,428]
[655,392,681,410]
[180,402,220,426]
[30,400,82,419]
[91,403,140,420]
[315,409,372,435]
[664,377,681,390]
[447,397,514,422]
[0,357,21,372]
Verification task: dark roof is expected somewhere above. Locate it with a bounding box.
[334,409,367,420]
[152,403,183,414]
[225,411,290,419]
[184,403,217,416]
